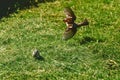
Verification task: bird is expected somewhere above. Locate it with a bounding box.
[32,49,44,60]
[62,7,89,40]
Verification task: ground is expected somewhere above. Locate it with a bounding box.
[0,0,120,80]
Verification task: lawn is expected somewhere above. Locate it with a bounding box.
[0,0,120,80]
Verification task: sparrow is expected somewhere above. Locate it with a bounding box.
[32,49,44,60]
[62,7,89,40]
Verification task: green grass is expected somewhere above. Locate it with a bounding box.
[0,0,120,80]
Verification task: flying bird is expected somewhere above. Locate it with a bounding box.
[62,7,89,40]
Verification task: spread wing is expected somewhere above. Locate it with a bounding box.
[64,7,76,21]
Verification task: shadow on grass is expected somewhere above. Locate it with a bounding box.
[80,36,104,45]
[0,0,56,19]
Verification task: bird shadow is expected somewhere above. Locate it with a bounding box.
[34,56,45,61]
[80,36,104,45]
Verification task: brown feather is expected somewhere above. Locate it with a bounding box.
[64,7,76,21]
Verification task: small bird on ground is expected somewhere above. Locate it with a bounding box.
[62,7,89,40]
[32,49,44,60]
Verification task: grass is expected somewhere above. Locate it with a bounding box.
[0,0,120,80]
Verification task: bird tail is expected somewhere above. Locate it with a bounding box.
[77,19,89,27]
